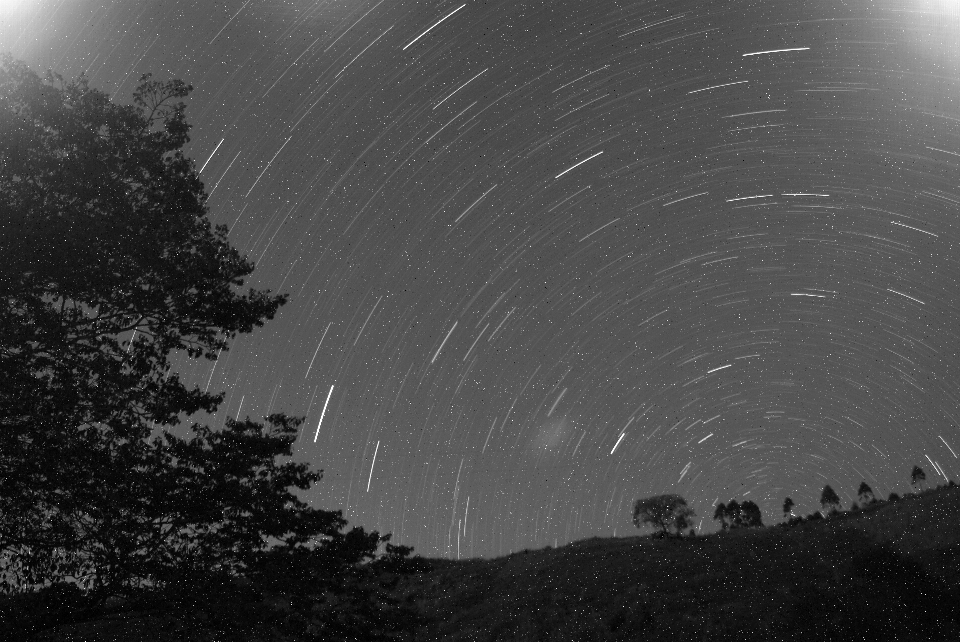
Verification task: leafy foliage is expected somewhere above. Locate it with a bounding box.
[0,51,287,588]
[632,495,695,536]
[0,54,426,640]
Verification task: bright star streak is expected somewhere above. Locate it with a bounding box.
[313,384,334,443]
[556,150,603,179]
[367,440,380,492]
[402,4,466,50]
[742,47,810,56]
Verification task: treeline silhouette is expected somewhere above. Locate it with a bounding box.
[632,464,955,539]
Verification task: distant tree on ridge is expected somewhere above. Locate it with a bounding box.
[911,465,926,492]
[782,497,794,519]
[820,485,841,515]
[632,495,695,537]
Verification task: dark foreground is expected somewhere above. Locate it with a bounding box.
[5,485,960,641]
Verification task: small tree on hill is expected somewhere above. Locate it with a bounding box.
[739,500,763,528]
[632,495,695,537]
[713,502,729,530]
[889,492,900,502]
[726,500,742,528]
[820,485,841,515]
[782,497,794,519]
[911,465,926,492]
[857,481,875,505]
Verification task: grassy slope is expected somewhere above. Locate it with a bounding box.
[400,485,960,641]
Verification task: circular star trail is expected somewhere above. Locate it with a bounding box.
[5,0,960,557]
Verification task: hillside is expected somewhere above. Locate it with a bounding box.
[6,485,960,641]
[399,484,960,641]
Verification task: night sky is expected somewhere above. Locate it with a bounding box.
[4,0,960,559]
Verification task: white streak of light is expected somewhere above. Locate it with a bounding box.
[431,321,458,363]
[698,433,713,444]
[548,388,567,417]
[556,150,603,179]
[313,384,334,442]
[402,4,465,50]
[553,65,610,93]
[209,0,253,45]
[940,435,958,458]
[579,217,620,243]
[688,80,748,94]
[677,461,692,483]
[887,289,925,305]
[926,454,947,481]
[926,146,960,158]
[743,47,810,56]
[199,138,224,174]
[325,0,386,52]
[245,136,292,198]
[208,150,241,197]
[336,25,393,78]
[482,417,497,453]
[703,414,721,424]
[891,220,938,237]
[305,322,332,378]
[663,191,708,206]
[726,194,772,202]
[724,110,786,118]
[366,440,380,492]
[454,184,497,224]
[235,395,244,420]
[355,296,383,346]
[610,431,626,454]
[435,68,488,109]
[204,347,223,392]
[707,364,732,374]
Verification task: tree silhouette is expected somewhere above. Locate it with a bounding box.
[713,502,729,530]
[0,54,425,638]
[726,500,742,528]
[857,481,875,505]
[889,492,900,502]
[820,485,841,515]
[739,500,763,528]
[911,465,926,491]
[632,495,695,536]
[0,52,281,583]
[782,497,794,519]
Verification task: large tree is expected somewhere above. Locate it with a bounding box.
[0,50,292,589]
[632,495,695,536]
[0,54,426,639]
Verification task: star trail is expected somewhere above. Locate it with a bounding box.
[4,0,960,559]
